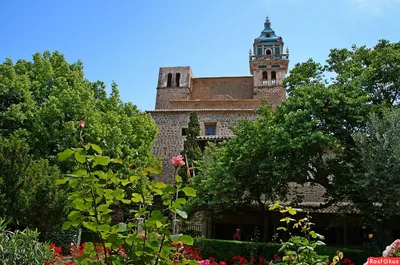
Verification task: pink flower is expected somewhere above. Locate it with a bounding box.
[219,262,227,265]
[171,155,185,167]
[140,233,146,239]
[79,120,85,128]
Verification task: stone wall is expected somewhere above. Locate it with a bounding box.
[253,86,286,106]
[191,77,254,100]
[150,110,259,182]
[155,87,190,109]
[169,99,260,110]
[155,66,192,109]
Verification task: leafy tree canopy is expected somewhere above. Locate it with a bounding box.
[0,51,158,166]
[191,39,400,219]
[0,51,159,240]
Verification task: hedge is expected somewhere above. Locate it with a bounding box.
[193,238,370,265]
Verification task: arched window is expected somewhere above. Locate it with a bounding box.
[265,49,272,56]
[262,71,268,86]
[271,71,277,85]
[175,73,181,87]
[167,73,172,87]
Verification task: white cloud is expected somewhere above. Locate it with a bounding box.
[350,0,400,16]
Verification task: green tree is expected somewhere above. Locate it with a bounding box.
[0,51,159,240]
[191,40,400,239]
[191,106,289,241]
[0,51,158,166]
[350,109,400,248]
[180,112,202,181]
[0,134,68,239]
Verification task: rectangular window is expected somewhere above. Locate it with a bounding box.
[257,47,262,55]
[275,47,280,54]
[263,80,268,86]
[181,128,188,136]
[205,124,216,136]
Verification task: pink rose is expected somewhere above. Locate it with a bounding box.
[79,120,85,128]
[171,155,185,167]
[140,233,146,239]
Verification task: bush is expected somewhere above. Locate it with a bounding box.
[0,218,55,264]
[194,238,369,265]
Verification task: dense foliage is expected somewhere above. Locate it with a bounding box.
[58,139,198,264]
[0,51,158,240]
[0,218,55,265]
[180,112,202,182]
[190,39,400,245]
[349,108,400,245]
[193,238,367,265]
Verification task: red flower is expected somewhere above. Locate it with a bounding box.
[79,120,85,128]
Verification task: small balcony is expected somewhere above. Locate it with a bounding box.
[249,54,289,61]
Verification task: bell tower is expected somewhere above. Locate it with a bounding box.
[249,16,289,102]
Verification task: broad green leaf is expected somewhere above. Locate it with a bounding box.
[150,210,163,219]
[175,198,187,205]
[92,156,110,168]
[126,235,134,246]
[175,175,182,183]
[91,144,103,155]
[163,199,171,206]
[68,211,82,221]
[56,178,68,185]
[74,152,86,163]
[112,223,127,233]
[62,221,73,230]
[132,193,143,203]
[121,179,130,186]
[72,168,87,176]
[110,158,123,164]
[58,149,75,161]
[153,188,163,195]
[83,221,97,231]
[97,225,111,232]
[287,207,297,215]
[73,198,85,211]
[175,208,188,219]
[145,165,162,175]
[179,235,194,245]
[269,200,281,211]
[154,182,166,189]
[130,175,139,183]
[182,187,196,197]
[97,204,109,212]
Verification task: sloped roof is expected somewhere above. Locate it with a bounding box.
[254,17,282,43]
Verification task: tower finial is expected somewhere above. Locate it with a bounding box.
[264,16,271,27]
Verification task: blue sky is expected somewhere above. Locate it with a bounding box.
[1,0,400,111]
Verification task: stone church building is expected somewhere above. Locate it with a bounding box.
[149,17,288,180]
[147,17,400,246]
